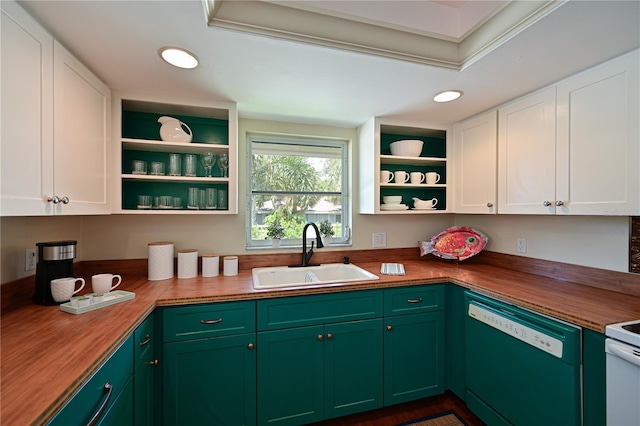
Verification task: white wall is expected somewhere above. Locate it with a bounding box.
[0,119,632,284]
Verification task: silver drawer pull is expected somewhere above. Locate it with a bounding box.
[407,298,423,304]
[200,318,223,325]
[86,383,113,426]
[139,334,151,347]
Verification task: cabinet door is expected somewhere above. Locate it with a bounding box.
[324,319,383,419]
[556,52,639,215]
[163,333,256,426]
[453,110,497,214]
[383,311,445,406]
[498,87,556,214]
[257,326,324,426]
[53,40,111,215]
[134,315,156,426]
[1,0,54,216]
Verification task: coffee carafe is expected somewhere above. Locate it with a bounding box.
[34,240,77,305]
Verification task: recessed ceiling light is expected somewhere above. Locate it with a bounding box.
[159,47,199,69]
[433,90,463,102]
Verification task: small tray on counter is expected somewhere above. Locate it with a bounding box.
[381,263,406,275]
[60,290,135,315]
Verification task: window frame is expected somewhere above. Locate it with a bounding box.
[245,132,350,249]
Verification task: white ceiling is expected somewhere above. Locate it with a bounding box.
[17,0,640,128]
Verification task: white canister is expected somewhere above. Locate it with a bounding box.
[202,254,220,277]
[148,242,174,280]
[178,249,198,279]
[223,256,238,276]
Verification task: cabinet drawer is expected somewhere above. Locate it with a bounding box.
[257,290,382,331]
[383,285,444,316]
[49,335,133,425]
[163,301,255,342]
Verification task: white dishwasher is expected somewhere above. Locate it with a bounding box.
[605,320,640,426]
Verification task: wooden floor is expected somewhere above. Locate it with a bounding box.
[309,391,486,426]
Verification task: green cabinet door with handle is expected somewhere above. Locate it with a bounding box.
[163,333,256,426]
[134,313,157,426]
[162,301,256,426]
[257,319,383,426]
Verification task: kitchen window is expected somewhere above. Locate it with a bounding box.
[246,133,350,248]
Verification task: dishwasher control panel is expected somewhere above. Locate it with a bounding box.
[469,303,564,358]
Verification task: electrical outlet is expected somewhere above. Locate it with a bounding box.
[25,248,37,271]
[373,232,387,248]
[516,237,527,253]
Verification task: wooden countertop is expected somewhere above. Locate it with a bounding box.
[2,256,639,425]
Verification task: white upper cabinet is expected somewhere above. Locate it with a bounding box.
[497,87,557,214]
[453,110,497,214]
[497,51,639,215]
[1,0,54,216]
[52,41,111,215]
[555,51,639,216]
[1,1,111,216]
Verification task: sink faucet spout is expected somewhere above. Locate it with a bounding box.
[290,222,324,267]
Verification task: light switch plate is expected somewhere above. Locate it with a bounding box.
[373,232,386,248]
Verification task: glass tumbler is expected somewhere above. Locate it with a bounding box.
[184,154,198,177]
[168,154,181,176]
[187,187,199,209]
[217,188,228,210]
[206,188,217,209]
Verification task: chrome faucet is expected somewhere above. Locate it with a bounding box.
[290,222,324,267]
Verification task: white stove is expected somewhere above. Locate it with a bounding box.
[605,319,640,426]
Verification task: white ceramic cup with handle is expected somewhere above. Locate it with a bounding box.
[380,170,394,184]
[410,171,425,184]
[395,171,410,185]
[91,273,122,294]
[51,277,85,302]
[426,172,441,185]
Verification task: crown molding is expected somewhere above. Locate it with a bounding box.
[204,0,568,70]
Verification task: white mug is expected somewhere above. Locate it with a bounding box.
[395,171,410,185]
[51,277,85,302]
[410,172,425,184]
[426,172,441,185]
[380,170,394,184]
[91,273,122,294]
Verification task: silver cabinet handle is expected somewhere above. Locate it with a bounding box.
[139,334,151,347]
[86,383,113,426]
[556,200,565,206]
[47,196,70,204]
[200,318,223,325]
[543,201,552,207]
[149,359,159,366]
[407,298,423,304]
[486,203,494,208]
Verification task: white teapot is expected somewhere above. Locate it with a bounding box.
[413,197,438,209]
[158,116,193,143]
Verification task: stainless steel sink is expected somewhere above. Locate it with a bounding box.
[252,263,379,289]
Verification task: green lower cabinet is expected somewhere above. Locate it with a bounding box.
[583,329,607,426]
[163,333,256,426]
[134,314,156,426]
[99,377,134,426]
[49,335,134,426]
[257,319,383,426]
[383,311,445,406]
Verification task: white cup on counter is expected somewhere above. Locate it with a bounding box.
[51,277,85,302]
[91,273,122,294]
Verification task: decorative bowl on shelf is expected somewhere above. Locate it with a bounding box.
[390,139,423,157]
[383,195,402,204]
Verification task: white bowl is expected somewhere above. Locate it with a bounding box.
[390,139,423,157]
[383,195,402,204]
